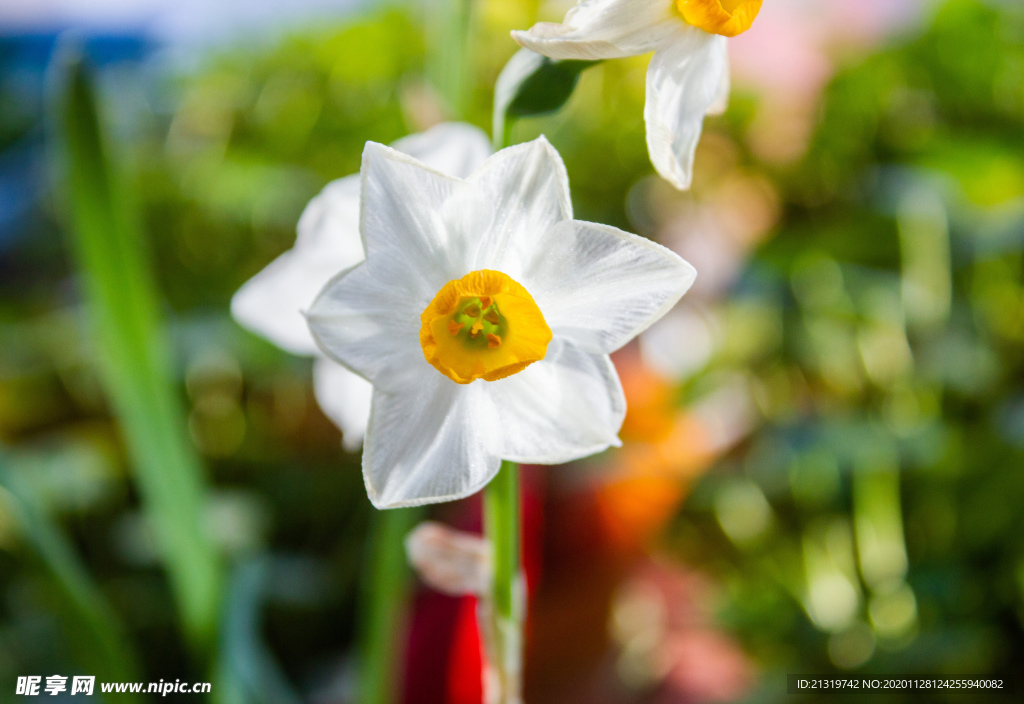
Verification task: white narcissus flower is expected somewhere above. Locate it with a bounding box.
[306,136,696,508]
[231,123,492,450]
[511,0,762,190]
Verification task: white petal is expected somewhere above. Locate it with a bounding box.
[512,0,680,60]
[312,358,372,451]
[706,46,731,116]
[359,142,472,287]
[405,522,490,596]
[232,177,363,356]
[526,219,696,355]
[457,136,572,276]
[305,258,431,395]
[644,26,728,190]
[232,250,329,356]
[485,339,624,464]
[392,122,492,180]
[364,379,500,509]
[294,174,363,251]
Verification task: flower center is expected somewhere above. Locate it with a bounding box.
[420,270,552,384]
[675,0,761,37]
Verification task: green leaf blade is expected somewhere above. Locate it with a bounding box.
[51,46,223,653]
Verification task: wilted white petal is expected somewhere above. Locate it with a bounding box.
[312,358,372,451]
[487,339,624,464]
[645,26,728,190]
[364,380,501,508]
[405,521,490,596]
[306,258,431,394]
[512,0,679,60]
[392,122,492,180]
[458,137,572,276]
[527,219,696,355]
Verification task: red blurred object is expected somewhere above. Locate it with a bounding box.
[448,597,484,704]
[402,467,545,704]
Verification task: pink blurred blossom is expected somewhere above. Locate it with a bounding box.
[728,0,928,162]
[615,561,755,703]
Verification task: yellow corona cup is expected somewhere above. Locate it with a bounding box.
[676,0,761,37]
[420,270,552,384]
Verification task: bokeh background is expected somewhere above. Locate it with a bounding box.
[2,0,1024,702]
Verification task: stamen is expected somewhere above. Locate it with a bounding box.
[448,320,464,336]
[487,333,502,349]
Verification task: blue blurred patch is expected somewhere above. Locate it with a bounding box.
[0,32,151,71]
[0,32,153,254]
[0,142,40,251]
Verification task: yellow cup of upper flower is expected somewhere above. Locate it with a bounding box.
[676,0,762,38]
[511,0,761,192]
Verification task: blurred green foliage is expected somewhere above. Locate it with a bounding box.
[54,47,222,654]
[0,459,141,697]
[673,1,1024,700]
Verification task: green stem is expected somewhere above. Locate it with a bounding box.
[428,0,476,117]
[493,115,515,153]
[483,461,523,704]
[358,507,422,704]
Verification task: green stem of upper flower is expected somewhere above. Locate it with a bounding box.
[429,0,476,117]
[493,116,515,152]
[358,507,422,704]
[483,460,523,704]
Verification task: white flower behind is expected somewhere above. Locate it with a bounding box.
[306,137,696,508]
[231,123,492,450]
[512,0,760,190]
